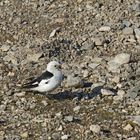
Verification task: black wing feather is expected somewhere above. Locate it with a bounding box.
[22,70,53,89]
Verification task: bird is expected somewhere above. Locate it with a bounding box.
[22,61,63,93]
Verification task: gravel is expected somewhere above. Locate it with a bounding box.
[0,0,140,139]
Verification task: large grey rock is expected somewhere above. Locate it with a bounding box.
[108,53,130,72]
[113,53,130,64]
[66,75,84,88]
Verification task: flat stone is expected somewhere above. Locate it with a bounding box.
[135,45,140,49]
[113,95,123,101]
[123,124,133,131]
[27,52,43,62]
[123,27,134,35]
[0,44,11,52]
[14,92,26,97]
[123,20,132,27]
[99,26,111,32]
[88,63,100,70]
[132,3,140,12]
[101,89,115,96]
[113,53,130,65]
[107,60,121,72]
[66,75,84,88]
[127,137,136,140]
[127,84,140,99]
[90,124,101,133]
[81,42,95,50]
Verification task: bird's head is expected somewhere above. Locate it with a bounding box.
[47,61,62,72]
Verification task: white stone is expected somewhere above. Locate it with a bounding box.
[113,53,130,65]
[49,27,60,38]
[127,137,136,140]
[90,125,101,133]
[101,89,115,96]
[58,125,63,131]
[99,26,111,32]
[41,100,48,106]
[14,92,26,97]
[61,135,69,140]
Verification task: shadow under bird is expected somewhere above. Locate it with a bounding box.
[22,61,63,93]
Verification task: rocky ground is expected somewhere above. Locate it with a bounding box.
[0,0,140,139]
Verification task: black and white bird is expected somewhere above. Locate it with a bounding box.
[22,61,63,93]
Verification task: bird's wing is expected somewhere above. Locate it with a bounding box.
[22,70,54,89]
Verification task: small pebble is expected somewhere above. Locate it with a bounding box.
[20,132,28,138]
[61,134,69,140]
[73,106,81,112]
[64,115,73,122]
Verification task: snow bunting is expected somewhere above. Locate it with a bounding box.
[22,61,63,93]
